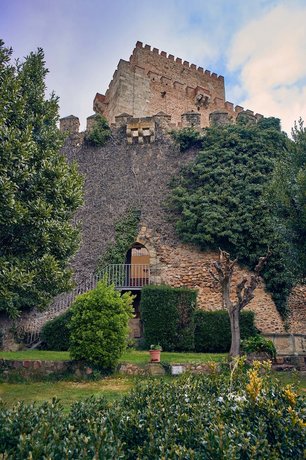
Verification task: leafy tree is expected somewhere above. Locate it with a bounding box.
[69,279,134,369]
[0,40,83,318]
[170,119,295,316]
[270,118,306,279]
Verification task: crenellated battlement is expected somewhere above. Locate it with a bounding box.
[132,41,224,82]
[93,41,231,127]
[60,104,263,146]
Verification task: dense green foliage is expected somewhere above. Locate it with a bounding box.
[84,114,111,146]
[0,361,305,459]
[40,310,72,351]
[270,118,306,280]
[241,335,277,359]
[170,120,295,317]
[141,285,197,351]
[171,127,203,151]
[69,280,133,369]
[97,208,141,271]
[0,40,83,318]
[194,310,258,352]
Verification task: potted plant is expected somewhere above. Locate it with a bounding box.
[149,344,162,362]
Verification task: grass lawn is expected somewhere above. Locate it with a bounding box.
[0,349,226,365]
[1,371,305,411]
[1,350,305,411]
[0,376,134,410]
[0,350,223,409]
[273,371,306,392]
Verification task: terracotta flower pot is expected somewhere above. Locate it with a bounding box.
[149,349,161,362]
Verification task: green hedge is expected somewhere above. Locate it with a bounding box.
[194,310,258,353]
[140,285,197,351]
[40,310,72,351]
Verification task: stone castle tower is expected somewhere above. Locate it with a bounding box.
[17,42,305,354]
[92,41,261,128]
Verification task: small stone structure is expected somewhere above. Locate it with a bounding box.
[264,333,306,356]
[59,115,80,133]
[181,111,201,128]
[126,117,155,144]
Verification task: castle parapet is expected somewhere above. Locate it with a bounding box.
[181,111,201,129]
[60,115,80,134]
[86,114,98,131]
[133,41,224,81]
[209,111,233,127]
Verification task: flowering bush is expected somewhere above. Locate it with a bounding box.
[0,360,305,458]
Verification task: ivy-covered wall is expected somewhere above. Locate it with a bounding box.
[19,121,304,336]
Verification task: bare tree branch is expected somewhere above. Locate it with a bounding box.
[209,269,219,283]
[210,249,271,357]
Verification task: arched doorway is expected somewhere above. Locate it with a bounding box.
[124,243,150,337]
[125,242,150,287]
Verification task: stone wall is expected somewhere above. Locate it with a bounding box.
[11,120,305,339]
[94,42,262,128]
[288,285,306,334]
[0,359,94,379]
[136,229,285,334]
[264,333,306,356]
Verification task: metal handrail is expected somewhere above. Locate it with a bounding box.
[17,264,151,344]
[104,264,150,289]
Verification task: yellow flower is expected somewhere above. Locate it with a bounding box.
[246,368,262,402]
[283,385,297,407]
[287,406,306,428]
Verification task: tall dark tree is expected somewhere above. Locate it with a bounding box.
[270,118,306,280]
[170,119,296,317]
[0,40,83,318]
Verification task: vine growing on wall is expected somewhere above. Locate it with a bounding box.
[169,119,298,318]
[84,115,111,147]
[96,208,141,272]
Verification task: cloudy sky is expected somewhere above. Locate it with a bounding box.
[1,0,306,133]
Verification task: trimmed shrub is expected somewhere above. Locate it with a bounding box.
[40,310,72,351]
[194,310,258,353]
[241,335,276,359]
[140,285,197,351]
[69,279,134,369]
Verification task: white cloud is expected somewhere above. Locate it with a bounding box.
[228,2,306,133]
